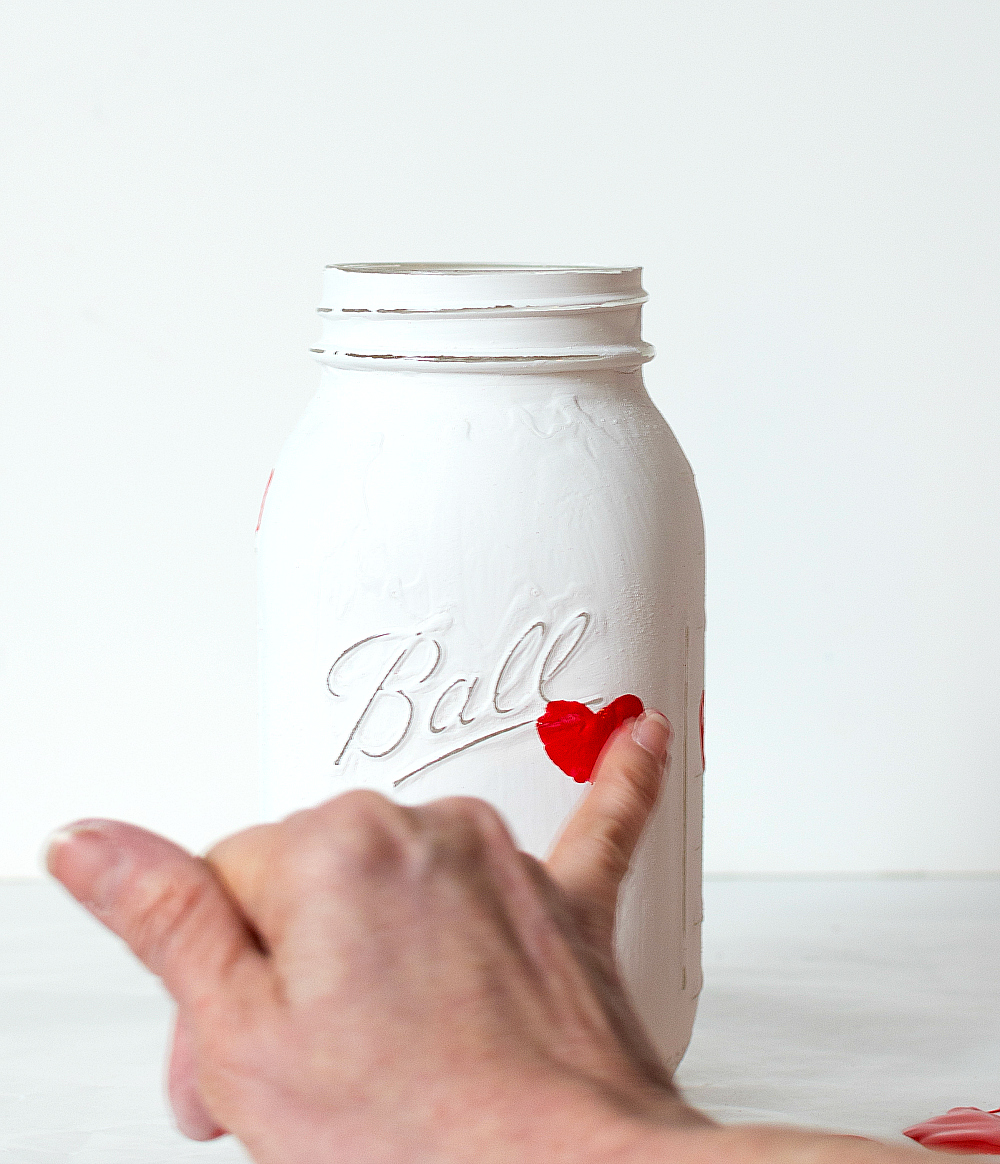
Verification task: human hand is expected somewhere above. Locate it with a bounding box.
[46,711,706,1163]
[45,710,925,1164]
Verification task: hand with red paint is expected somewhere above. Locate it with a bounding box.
[47,712,922,1164]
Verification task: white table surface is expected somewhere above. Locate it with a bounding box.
[2,876,998,1161]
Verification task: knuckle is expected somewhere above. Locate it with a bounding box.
[439,796,507,836]
[587,829,632,886]
[328,787,394,820]
[310,787,397,839]
[204,822,272,865]
[439,797,512,855]
[616,751,663,815]
[291,790,409,882]
[407,797,511,875]
[587,765,657,885]
[124,872,214,975]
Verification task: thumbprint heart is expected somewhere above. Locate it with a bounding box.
[536,694,645,783]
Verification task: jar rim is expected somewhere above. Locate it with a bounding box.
[327,263,640,276]
[313,264,652,372]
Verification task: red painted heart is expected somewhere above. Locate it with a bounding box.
[536,694,645,783]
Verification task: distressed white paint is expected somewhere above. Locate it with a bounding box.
[258,265,706,1067]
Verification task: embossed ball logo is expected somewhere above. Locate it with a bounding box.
[536,694,644,783]
[326,611,602,787]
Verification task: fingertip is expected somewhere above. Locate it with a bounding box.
[44,820,129,914]
[44,827,76,876]
[590,710,671,809]
[44,818,108,870]
[629,710,672,768]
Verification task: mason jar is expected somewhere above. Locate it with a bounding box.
[257,263,705,1069]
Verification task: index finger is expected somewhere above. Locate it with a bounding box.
[545,710,671,942]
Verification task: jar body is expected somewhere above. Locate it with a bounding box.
[258,360,705,1068]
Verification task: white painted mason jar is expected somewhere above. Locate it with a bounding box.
[257,264,705,1069]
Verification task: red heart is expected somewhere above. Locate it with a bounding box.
[536,695,645,783]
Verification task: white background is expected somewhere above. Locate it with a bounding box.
[2,1,998,877]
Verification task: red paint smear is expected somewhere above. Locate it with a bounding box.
[699,689,706,770]
[256,469,274,533]
[537,695,644,783]
[904,1108,1000,1154]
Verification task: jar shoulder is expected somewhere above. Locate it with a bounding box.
[273,372,693,484]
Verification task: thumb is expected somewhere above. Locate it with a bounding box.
[545,710,671,944]
[45,819,268,1012]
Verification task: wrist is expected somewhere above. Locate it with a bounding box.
[436,1068,711,1164]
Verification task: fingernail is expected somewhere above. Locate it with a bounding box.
[45,821,126,914]
[632,710,671,766]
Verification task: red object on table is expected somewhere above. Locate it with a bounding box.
[903,1108,1000,1155]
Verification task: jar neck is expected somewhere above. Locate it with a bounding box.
[310,264,654,375]
[315,365,649,401]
